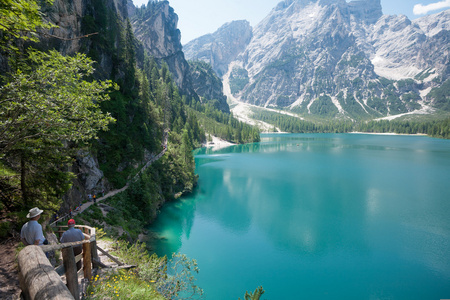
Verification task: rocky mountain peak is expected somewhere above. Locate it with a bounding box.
[348,0,382,23]
[195,1,448,119]
[183,20,253,77]
[131,1,196,96]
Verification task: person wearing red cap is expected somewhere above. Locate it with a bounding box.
[60,219,85,270]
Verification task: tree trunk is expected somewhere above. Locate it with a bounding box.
[20,152,28,207]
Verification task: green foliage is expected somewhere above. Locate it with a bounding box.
[355,118,450,138]
[428,79,450,111]
[338,93,369,119]
[309,95,339,117]
[95,227,106,239]
[338,53,366,68]
[229,66,250,94]
[86,270,165,300]
[76,204,105,229]
[0,0,56,51]
[133,0,168,22]
[159,132,197,198]
[252,109,354,133]
[238,286,265,300]
[0,220,11,238]
[366,96,388,114]
[0,49,115,211]
[107,240,203,300]
[187,101,260,144]
[251,108,450,139]
[0,50,115,153]
[100,173,162,240]
[81,148,198,241]
[414,68,435,81]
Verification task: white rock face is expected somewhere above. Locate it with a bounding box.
[189,0,450,118]
[184,20,253,77]
[77,151,105,191]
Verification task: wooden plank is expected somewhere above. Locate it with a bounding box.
[116,264,137,270]
[55,264,65,276]
[92,258,110,269]
[97,246,124,266]
[18,245,74,300]
[75,252,83,263]
[40,238,95,253]
[62,247,79,300]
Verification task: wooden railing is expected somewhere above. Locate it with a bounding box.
[18,225,98,300]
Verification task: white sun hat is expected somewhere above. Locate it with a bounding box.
[26,207,44,218]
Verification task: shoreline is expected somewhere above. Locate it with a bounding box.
[349,131,428,136]
[202,135,236,150]
[260,131,429,137]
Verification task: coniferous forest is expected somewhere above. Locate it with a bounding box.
[0,0,259,237]
[252,110,450,139]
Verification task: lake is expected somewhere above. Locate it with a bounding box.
[148,133,450,299]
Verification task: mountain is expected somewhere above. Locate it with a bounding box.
[129,0,230,111]
[3,0,206,213]
[129,0,192,95]
[188,61,230,113]
[187,0,450,120]
[183,20,253,77]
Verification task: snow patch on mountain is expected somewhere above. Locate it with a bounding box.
[371,55,422,80]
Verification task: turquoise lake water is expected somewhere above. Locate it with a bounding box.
[148,133,450,299]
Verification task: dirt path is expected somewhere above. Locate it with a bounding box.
[76,131,168,215]
[49,131,169,225]
[0,238,21,300]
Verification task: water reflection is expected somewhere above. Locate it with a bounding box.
[148,133,450,299]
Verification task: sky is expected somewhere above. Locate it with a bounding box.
[132,0,450,44]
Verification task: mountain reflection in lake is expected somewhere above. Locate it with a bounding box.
[148,133,450,300]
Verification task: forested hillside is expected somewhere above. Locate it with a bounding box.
[0,0,259,238]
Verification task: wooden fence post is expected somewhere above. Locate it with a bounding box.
[83,242,92,281]
[90,239,99,268]
[18,246,74,300]
[61,246,79,300]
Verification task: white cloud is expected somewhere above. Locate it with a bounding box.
[413,0,450,15]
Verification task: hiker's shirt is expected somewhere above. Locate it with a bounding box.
[21,220,45,245]
[60,227,84,251]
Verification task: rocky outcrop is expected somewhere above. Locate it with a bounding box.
[130,1,196,98]
[37,0,84,54]
[60,151,112,213]
[33,0,130,211]
[38,0,128,55]
[183,20,253,77]
[189,61,230,113]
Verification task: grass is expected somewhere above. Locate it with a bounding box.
[85,270,165,299]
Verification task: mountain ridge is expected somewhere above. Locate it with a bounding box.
[185,0,450,120]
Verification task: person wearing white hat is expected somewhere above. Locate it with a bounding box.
[20,207,46,246]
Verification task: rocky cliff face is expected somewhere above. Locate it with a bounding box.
[129,0,230,111]
[34,0,131,209]
[130,1,196,98]
[188,0,450,119]
[33,0,231,210]
[189,61,230,113]
[39,0,128,54]
[183,20,253,77]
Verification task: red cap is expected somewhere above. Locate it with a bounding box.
[68,219,76,226]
